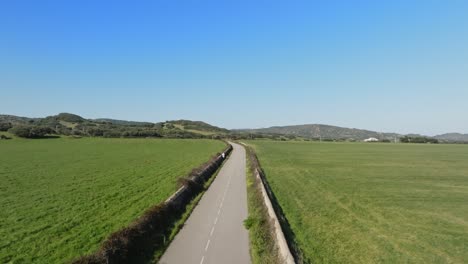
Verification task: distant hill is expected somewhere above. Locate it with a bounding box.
[93,118,154,127]
[168,120,229,134]
[54,113,85,123]
[0,114,38,124]
[434,133,468,142]
[237,124,468,142]
[236,124,401,141]
[0,113,227,139]
[2,113,467,142]
[0,113,86,125]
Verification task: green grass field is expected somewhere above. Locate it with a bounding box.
[0,137,225,263]
[247,140,468,263]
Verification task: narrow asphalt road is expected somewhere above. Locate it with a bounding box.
[159,142,251,264]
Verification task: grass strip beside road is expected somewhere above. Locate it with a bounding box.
[244,145,281,264]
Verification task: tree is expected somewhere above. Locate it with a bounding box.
[56,113,85,123]
[87,128,104,137]
[9,126,32,138]
[400,136,438,144]
[56,126,72,136]
[103,131,122,138]
[29,126,54,138]
[0,122,12,131]
[9,125,54,138]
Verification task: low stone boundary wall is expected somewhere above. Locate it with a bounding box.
[73,144,233,264]
[244,143,297,264]
[164,145,233,210]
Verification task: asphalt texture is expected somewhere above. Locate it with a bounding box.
[159,142,251,264]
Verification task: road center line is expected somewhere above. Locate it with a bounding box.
[205,239,211,251]
[200,159,234,261]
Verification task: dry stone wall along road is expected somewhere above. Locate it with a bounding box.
[159,142,251,264]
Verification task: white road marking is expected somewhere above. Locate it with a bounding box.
[205,239,211,251]
[160,143,250,264]
[200,164,234,262]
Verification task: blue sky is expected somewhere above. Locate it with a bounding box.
[1,1,467,135]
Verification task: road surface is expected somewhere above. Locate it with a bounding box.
[159,142,251,264]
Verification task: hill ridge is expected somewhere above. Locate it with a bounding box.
[2,113,467,142]
[235,123,402,141]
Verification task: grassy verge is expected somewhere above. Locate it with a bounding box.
[244,145,281,264]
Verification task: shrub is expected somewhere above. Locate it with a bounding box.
[243,216,256,230]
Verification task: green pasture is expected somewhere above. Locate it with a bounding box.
[0,138,225,263]
[247,140,468,263]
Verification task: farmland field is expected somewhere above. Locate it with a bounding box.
[0,138,225,263]
[247,140,468,263]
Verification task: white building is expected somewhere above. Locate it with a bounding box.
[364,137,379,142]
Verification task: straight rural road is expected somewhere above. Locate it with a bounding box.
[159,142,251,264]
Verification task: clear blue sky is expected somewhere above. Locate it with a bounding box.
[1,1,467,135]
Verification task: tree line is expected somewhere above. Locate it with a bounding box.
[400,136,439,144]
[0,121,213,139]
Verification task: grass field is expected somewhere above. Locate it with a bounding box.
[0,137,225,263]
[247,140,468,263]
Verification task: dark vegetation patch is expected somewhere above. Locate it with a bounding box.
[8,125,55,138]
[0,121,12,131]
[400,135,439,143]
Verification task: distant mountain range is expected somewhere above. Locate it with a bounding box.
[434,133,468,142]
[1,113,467,142]
[235,124,468,142]
[0,113,227,138]
[92,118,155,127]
[235,124,400,141]
[0,113,227,132]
